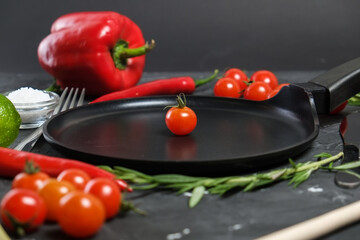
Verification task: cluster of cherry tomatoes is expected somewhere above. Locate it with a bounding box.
[0,162,121,238]
[213,68,348,113]
[214,68,288,101]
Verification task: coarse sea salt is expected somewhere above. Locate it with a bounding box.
[6,87,59,129]
[7,87,51,103]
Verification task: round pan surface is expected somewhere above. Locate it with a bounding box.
[43,86,319,175]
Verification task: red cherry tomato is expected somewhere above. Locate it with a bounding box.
[0,189,47,235]
[224,68,249,90]
[250,70,279,89]
[57,168,91,190]
[330,100,348,114]
[84,178,122,219]
[12,171,50,192]
[243,82,272,101]
[58,191,105,238]
[11,160,50,192]
[267,83,290,99]
[214,77,241,98]
[165,94,197,136]
[38,179,76,221]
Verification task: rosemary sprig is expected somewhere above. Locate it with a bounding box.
[100,152,360,208]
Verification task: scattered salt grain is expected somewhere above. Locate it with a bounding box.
[166,228,191,240]
[307,185,323,193]
[228,223,243,231]
[7,87,51,103]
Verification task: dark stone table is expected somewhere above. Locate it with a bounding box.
[1,71,359,240]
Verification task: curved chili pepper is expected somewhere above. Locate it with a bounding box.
[90,69,219,103]
[0,147,132,192]
[38,11,154,96]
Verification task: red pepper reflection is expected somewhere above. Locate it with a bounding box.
[340,117,348,137]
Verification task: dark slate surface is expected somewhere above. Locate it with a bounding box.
[1,71,360,240]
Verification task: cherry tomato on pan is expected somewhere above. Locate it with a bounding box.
[58,191,105,238]
[243,82,272,101]
[38,179,76,221]
[84,178,122,219]
[251,70,279,90]
[267,83,290,99]
[214,77,241,98]
[165,94,197,136]
[0,189,47,235]
[57,168,91,191]
[224,68,249,90]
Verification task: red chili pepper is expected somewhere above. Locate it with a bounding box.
[38,11,154,96]
[0,147,132,192]
[90,69,219,103]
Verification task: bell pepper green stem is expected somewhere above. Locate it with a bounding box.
[121,39,156,59]
[45,80,62,94]
[194,69,219,87]
[112,39,156,70]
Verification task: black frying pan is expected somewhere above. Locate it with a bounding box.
[43,57,360,175]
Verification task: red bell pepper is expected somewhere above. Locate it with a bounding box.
[38,11,154,96]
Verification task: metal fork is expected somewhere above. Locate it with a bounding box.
[14,87,86,151]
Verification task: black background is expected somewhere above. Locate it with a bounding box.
[0,0,360,73]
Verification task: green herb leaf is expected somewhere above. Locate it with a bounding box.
[98,165,115,173]
[208,182,244,195]
[314,152,333,159]
[113,166,153,181]
[289,169,313,187]
[348,94,360,106]
[289,158,297,169]
[132,183,159,190]
[152,174,205,184]
[189,186,206,208]
[330,161,360,170]
[243,178,274,192]
[269,169,287,180]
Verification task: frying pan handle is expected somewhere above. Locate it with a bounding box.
[309,57,360,113]
[256,200,360,240]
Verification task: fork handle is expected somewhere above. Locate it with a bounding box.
[13,126,44,151]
